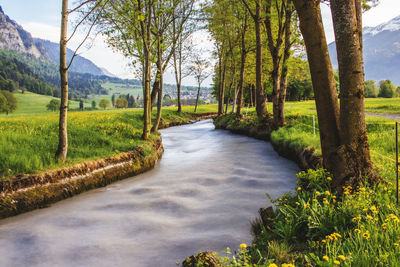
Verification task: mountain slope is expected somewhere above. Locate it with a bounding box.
[34,38,107,76]
[0,5,113,77]
[328,16,400,85]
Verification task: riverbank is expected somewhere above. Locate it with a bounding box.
[0,107,217,218]
[187,111,400,266]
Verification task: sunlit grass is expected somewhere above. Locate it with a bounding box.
[0,104,217,179]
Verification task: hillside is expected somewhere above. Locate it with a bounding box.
[328,15,400,84]
[0,90,79,117]
[0,5,112,77]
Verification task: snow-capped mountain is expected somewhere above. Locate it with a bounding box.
[328,15,400,85]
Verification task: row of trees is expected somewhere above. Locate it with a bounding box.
[55,0,201,161]
[210,0,380,188]
[365,79,400,98]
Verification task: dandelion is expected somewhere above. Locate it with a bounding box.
[297,186,302,191]
[334,260,340,264]
[323,256,329,261]
[296,202,300,206]
[304,203,310,208]
[268,264,278,267]
[354,229,361,233]
[308,216,312,220]
[366,215,373,220]
[316,191,320,195]
[327,177,332,181]
[362,231,370,240]
[325,191,331,196]
[240,243,247,249]
[338,255,346,261]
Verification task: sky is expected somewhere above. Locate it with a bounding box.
[1,0,400,86]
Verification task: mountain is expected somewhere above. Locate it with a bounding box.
[34,38,107,76]
[0,6,41,58]
[328,16,400,85]
[0,5,113,77]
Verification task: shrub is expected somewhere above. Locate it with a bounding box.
[46,99,61,112]
[0,90,17,114]
[99,98,110,110]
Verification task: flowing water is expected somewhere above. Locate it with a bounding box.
[0,119,299,267]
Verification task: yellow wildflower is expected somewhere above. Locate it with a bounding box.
[362,231,370,240]
[315,191,320,195]
[354,229,361,233]
[240,243,247,249]
[325,191,331,196]
[268,264,278,267]
[338,255,346,261]
[296,202,300,206]
[323,256,329,261]
[334,260,340,264]
[308,216,312,220]
[327,177,332,181]
[297,187,302,191]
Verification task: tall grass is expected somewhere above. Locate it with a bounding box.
[0,105,217,179]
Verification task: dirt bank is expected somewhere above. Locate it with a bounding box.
[0,114,216,219]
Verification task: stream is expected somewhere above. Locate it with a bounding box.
[0,119,299,267]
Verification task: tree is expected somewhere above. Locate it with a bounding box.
[364,80,378,98]
[264,0,296,126]
[79,99,84,110]
[240,0,268,118]
[56,0,103,162]
[378,80,396,98]
[111,94,116,107]
[47,99,61,112]
[293,0,379,188]
[91,100,96,109]
[100,0,155,140]
[99,98,110,110]
[190,53,210,113]
[0,90,17,115]
[115,97,128,108]
[0,94,7,114]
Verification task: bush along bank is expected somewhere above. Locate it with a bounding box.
[180,113,399,266]
[0,112,217,219]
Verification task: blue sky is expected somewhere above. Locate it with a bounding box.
[1,0,400,85]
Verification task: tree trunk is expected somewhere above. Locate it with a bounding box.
[177,83,182,112]
[152,40,163,133]
[277,5,294,127]
[217,55,225,115]
[55,0,69,162]
[225,81,232,114]
[150,71,160,109]
[292,0,342,176]
[330,0,379,185]
[194,85,201,112]
[141,4,152,140]
[236,13,248,117]
[254,0,267,117]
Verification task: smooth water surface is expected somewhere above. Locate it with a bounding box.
[0,120,298,267]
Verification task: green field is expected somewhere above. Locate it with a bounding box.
[0,91,80,117]
[0,97,217,179]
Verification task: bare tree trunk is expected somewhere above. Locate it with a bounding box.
[330,0,379,185]
[254,0,267,117]
[293,0,342,175]
[217,55,225,115]
[150,71,160,109]
[141,2,152,140]
[236,40,246,116]
[152,39,163,133]
[225,81,232,114]
[277,5,294,126]
[177,83,182,112]
[55,0,69,162]
[194,85,201,112]
[249,84,253,107]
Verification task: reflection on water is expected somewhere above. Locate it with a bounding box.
[0,119,298,267]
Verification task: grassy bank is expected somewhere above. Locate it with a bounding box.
[0,104,217,180]
[194,101,399,266]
